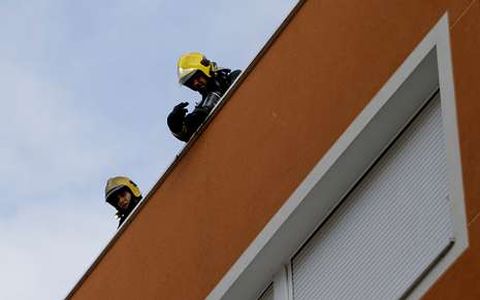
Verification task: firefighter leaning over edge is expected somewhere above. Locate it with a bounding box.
[167,52,242,142]
[105,176,142,228]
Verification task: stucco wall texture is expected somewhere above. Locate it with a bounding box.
[69,0,480,299]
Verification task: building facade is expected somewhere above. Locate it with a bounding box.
[68,0,480,299]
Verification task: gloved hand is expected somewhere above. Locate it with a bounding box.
[172,102,189,114]
[167,102,189,133]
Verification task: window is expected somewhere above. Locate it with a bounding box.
[208,13,467,300]
[291,94,453,299]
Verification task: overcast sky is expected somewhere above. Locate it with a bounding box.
[0,1,298,299]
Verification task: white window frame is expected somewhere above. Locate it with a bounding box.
[207,13,467,300]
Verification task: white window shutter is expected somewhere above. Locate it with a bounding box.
[291,96,453,300]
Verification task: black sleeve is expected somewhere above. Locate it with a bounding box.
[228,69,242,84]
[211,69,241,94]
[182,107,210,139]
[167,111,184,133]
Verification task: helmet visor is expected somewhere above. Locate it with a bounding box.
[178,68,198,85]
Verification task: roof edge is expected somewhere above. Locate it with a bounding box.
[65,1,306,298]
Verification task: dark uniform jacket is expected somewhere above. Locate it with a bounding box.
[167,68,242,142]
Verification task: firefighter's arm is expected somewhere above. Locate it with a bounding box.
[183,106,209,139]
[229,69,242,83]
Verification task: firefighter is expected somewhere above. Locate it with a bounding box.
[105,176,142,228]
[167,52,242,142]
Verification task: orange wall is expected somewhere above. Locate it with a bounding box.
[70,1,480,299]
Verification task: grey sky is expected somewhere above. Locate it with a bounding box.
[0,1,298,299]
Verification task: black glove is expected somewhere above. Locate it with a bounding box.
[167,102,189,132]
[173,102,189,114]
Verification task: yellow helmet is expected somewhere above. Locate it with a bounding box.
[105,176,142,206]
[177,52,215,85]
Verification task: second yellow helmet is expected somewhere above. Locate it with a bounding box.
[105,176,142,205]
